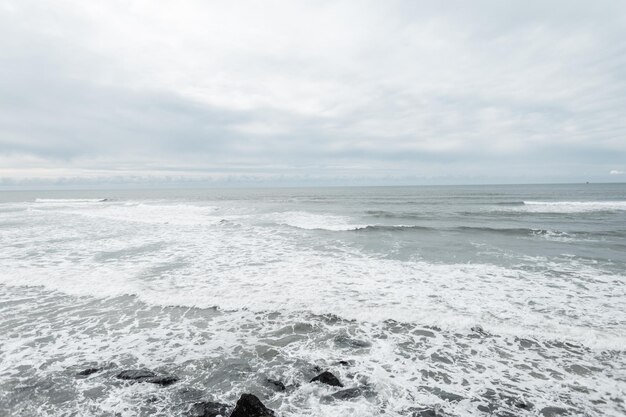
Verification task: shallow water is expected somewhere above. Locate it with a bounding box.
[1,184,625,416]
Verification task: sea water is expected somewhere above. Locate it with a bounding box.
[0,184,625,416]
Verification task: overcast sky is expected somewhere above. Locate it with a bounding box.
[1,0,625,187]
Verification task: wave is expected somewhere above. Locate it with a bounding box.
[35,198,108,203]
[273,211,367,231]
[353,224,571,237]
[351,225,626,241]
[277,216,621,239]
[495,201,525,206]
[364,210,425,219]
[517,201,626,213]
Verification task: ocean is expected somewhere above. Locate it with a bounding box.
[0,184,625,416]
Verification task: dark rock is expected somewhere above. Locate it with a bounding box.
[116,369,178,386]
[230,394,275,417]
[310,371,343,387]
[266,379,286,391]
[540,406,569,416]
[188,401,231,417]
[148,376,179,386]
[77,368,101,376]
[336,360,353,367]
[117,369,156,381]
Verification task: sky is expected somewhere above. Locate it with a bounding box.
[1,0,625,188]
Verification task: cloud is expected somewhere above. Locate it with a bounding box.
[1,0,626,186]
[610,170,624,175]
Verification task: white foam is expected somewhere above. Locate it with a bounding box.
[2,284,624,417]
[519,201,626,213]
[2,195,625,417]
[35,198,107,203]
[32,201,226,226]
[1,202,624,350]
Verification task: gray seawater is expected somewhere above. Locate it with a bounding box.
[0,184,625,416]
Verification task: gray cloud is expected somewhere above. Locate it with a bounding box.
[1,0,626,186]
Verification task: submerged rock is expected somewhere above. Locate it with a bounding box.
[188,401,231,417]
[76,368,101,376]
[230,394,275,417]
[116,369,178,386]
[310,371,343,387]
[149,376,179,386]
[266,378,286,391]
[117,369,156,381]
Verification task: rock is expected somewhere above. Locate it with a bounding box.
[230,394,275,417]
[266,379,286,391]
[310,371,343,387]
[77,368,101,376]
[116,369,178,386]
[117,369,156,381]
[148,376,179,386]
[188,401,231,417]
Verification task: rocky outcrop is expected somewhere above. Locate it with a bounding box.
[230,394,275,417]
[310,371,343,387]
[149,376,179,386]
[117,369,156,380]
[116,369,178,386]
